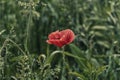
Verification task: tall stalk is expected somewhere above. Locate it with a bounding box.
[60,46,66,80]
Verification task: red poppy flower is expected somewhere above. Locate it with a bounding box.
[46,29,75,47]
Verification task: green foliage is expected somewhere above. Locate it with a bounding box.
[0,0,120,80]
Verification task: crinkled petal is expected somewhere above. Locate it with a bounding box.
[46,29,75,47]
[46,40,65,47]
[60,29,75,44]
[48,30,60,39]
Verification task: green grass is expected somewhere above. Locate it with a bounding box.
[0,0,120,80]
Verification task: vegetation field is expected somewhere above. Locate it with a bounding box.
[0,0,120,80]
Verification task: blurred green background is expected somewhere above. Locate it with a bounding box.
[0,0,120,80]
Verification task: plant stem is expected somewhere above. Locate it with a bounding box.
[60,46,66,80]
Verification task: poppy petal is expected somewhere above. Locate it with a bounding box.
[46,29,75,47]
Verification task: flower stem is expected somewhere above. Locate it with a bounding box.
[60,46,66,80]
[62,46,65,63]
